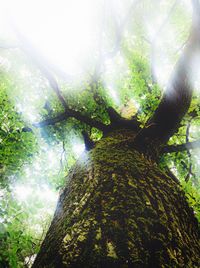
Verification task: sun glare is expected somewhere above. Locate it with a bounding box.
[13,182,58,204]
[3,0,102,76]
[14,184,32,202]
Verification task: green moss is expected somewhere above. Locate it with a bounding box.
[63,234,72,243]
[106,241,118,259]
[33,129,200,267]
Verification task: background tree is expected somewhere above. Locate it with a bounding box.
[0,0,200,267]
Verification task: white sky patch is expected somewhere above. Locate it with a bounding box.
[0,189,5,199]
[14,184,32,202]
[13,182,58,207]
[3,0,102,76]
[72,141,85,157]
[144,3,168,42]
[19,67,33,79]
[0,1,13,38]
[24,254,37,268]
[9,140,66,208]
[47,149,59,168]
[154,57,173,87]
[12,181,58,239]
[108,85,120,105]
[39,184,58,203]
[189,125,200,142]
[190,125,199,134]
[0,56,11,71]
[21,141,65,182]
[0,0,104,127]
[147,28,175,88]
[167,161,179,177]
[189,54,200,93]
[196,156,200,166]
[182,0,192,12]
[107,0,128,20]
[15,102,40,123]
[13,69,52,125]
[104,52,128,75]
[104,53,129,104]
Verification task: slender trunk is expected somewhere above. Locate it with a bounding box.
[33,130,200,268]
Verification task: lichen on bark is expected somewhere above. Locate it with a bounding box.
[33,129,200,268]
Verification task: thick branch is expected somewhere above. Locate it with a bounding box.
[82,131,95,151]
[33,114,67,127]
[134,0,200,153]
[107,107,140,131]
[33,110,108,132]
[162,139,200,153]
[35,66,108,131]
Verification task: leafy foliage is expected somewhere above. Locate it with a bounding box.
[0,81,37,187]
[0,0,199,266]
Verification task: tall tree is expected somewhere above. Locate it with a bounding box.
[0,0,200,267]
[30,1,200,267]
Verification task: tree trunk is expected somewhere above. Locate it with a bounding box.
[33,130,200,268]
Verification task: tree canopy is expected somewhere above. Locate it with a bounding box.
[0,0,200,267]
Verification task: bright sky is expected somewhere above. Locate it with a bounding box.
[1,0,102,76]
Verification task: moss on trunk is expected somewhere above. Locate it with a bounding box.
[33,130,200,268]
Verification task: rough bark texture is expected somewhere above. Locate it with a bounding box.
[33,130,200,268]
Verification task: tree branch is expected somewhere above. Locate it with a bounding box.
[134,0,200,153]
[107,107,140,131]
[35,65,108,131]
[12,26,109,132]
[33,110,108,132]
[82,131,95,151]
[162,139,200,154]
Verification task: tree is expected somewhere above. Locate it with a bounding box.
[30,0,200,267]
[0,0,200,267]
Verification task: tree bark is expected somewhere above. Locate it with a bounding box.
[33,130,200,268]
